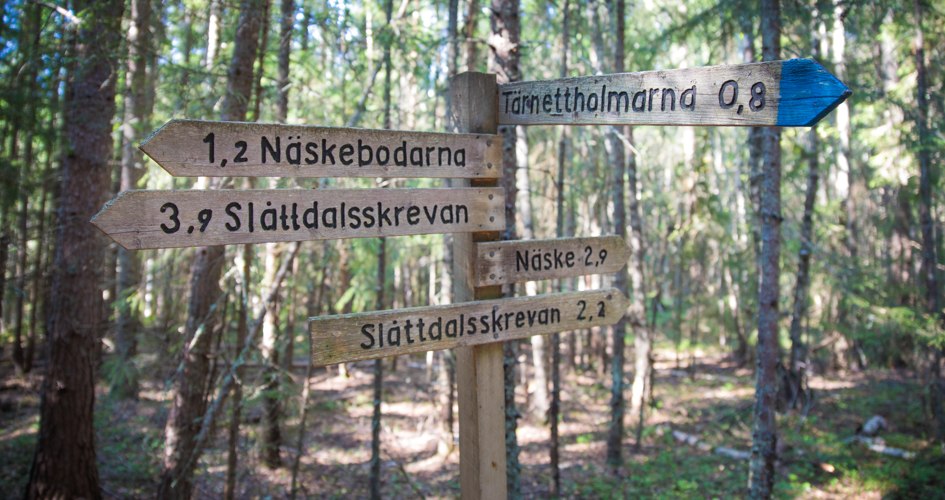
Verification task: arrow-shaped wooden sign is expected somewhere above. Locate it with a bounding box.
[91,188,505,250]
[476,236,630,286]
[497,59,850,127]
[308,288,629,367]
[140,119,502,179]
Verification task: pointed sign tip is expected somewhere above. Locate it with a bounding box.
[776,59,852,127]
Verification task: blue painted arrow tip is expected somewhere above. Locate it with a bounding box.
[776,59,852,127]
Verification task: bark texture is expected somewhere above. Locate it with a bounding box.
[490,0,523,496]
[749,0,782,497]
[24,0,124,495]
[605,0,630,468]
[912,0,945,441]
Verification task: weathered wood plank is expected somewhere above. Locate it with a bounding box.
[497,59,850,127]
[476,235,630,286]
[139,119,503,179]
[307,288,629,367]
[450,71,506,500]
[91,188,504,250]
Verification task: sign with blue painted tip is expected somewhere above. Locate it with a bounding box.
[496,59,850,128]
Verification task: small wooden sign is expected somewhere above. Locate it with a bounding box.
[476,236,630,286]
[91,188,505,250]
[140,119,502,179]
[497,59,850,128]
[308,288,629,367]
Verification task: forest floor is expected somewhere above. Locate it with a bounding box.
[1,343,944,499]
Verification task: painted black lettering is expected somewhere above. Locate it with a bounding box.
[321,139,335,164]
[261,136,281,163]
[339,143,354,165]
[360,324,375,349]
[225,202,241,231]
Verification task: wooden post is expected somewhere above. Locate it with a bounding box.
[449,72,506,500]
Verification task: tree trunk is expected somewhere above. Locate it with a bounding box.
[516,125,549,418]
[370,237,386,500]
[371,1,393,494]
[740,15,763,368]
[261,238,284,468]
[112,0,151,398]
[550,1,569,494]
[832,2,859,369]
[276,0,293,123]
[12,4,42,374]
[912,0,945,442]
[464,0,480,72]
[251,0,271,123]
[224,238,252,500]
[788,125,820,398]
[24,0,124,495]
[605,0,630,468]
[157,0,264,497]
[206,0,222,70]
[749,1,782,498]
[490,0,522,495]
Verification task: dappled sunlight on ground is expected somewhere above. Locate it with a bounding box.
[1,343,942,498]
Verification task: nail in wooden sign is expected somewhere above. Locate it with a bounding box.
[476,236,630,286]
[140,119,503,179]
[497,59,851,128]
[91,188,505,250]
[308,288,629,367]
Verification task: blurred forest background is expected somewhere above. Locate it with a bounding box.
[0,0,943,498]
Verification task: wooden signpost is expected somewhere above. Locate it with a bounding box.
[141,119,503,178]
[497,59,851,127]
[91,56,849,500]
[476,235,630,286]
[309,288,628,367]
[91,188,504,250]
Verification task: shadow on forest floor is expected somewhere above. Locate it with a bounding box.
[1,345,943,499]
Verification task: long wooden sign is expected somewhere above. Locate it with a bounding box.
[497,59,850,128]
[308,288,629,367]
[91,188,505,250]
[476,236,630,286]
[140,119,503,179]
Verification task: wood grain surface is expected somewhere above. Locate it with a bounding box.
[91,188,505,250]
[140,119,502,178]
[496,59,850,127]
[308,288,629,367]
[476,235,630,286]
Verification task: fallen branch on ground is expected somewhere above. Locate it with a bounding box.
[842,435,915,459]
[660,425,750,461]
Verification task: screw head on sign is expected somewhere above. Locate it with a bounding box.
[490,217,494,222]
[490,274,496,280]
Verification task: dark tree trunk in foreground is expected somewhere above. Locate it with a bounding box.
[490,0,523,497]
[157,0,263,497]
[24,0,124,496]
[749,0,782,498]
[912,0,945,441]
[606,0,630,468]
